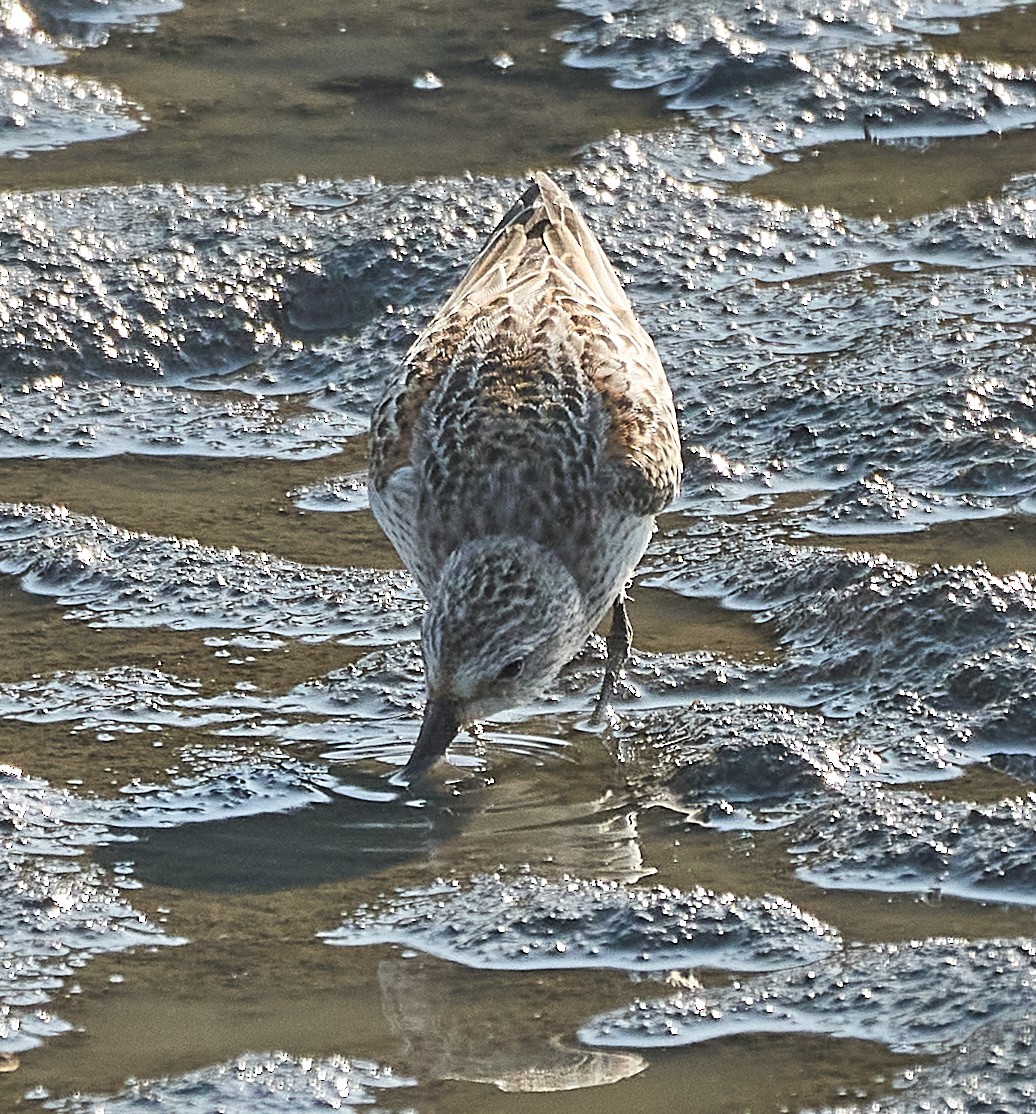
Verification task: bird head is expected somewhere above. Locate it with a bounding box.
[402,536,588,777]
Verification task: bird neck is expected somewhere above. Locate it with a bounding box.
[429,535,590,642]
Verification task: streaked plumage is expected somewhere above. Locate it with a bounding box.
[369,172,682,776]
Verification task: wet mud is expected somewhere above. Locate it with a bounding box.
[3,0,1036,1110]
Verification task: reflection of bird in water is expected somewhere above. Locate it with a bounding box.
[376,956,646,1091]
[369,172,682,776]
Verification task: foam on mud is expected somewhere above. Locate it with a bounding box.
[0,766,181,1054]
[323,871,841,972]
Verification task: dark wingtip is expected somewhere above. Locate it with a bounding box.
[401,696,461,780]
[488,171,569,243]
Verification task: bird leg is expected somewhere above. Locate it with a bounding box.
[593,595,632,722]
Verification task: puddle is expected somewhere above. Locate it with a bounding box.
[625,584,777,661]
[796,510,1036,578]
[0,449,390,569]
[739,129,1036,219]
[97,774,463,893]
[0,0,668,191]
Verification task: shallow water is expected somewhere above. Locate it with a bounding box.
[0,0,668,190]
[2,0,1036,1111]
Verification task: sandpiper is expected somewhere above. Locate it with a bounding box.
[369,172,682,777]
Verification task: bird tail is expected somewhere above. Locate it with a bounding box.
[436,172,647,345]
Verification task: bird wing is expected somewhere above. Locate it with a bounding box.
[369,173,682,519]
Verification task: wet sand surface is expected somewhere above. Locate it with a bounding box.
[2,0,1036,1111]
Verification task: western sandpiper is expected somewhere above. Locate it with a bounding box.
[369,172,682,776]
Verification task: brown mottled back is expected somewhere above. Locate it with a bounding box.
[370,172,682,598]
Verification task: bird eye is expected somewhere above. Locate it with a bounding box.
[497,659,524,682]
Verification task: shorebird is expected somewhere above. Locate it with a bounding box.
[369,172,682,777]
